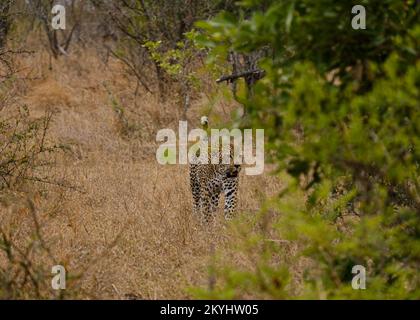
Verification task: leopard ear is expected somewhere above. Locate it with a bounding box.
[200,116,209,129]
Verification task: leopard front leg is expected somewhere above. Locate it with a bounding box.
[198,188,212,223]
[189,164,200,215]
[222,177,239,220]
[200,181,221,224]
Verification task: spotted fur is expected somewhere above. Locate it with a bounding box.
[189,122,241,223]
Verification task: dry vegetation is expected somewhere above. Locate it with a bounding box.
[0,34,285,298]
[3,0,417,301]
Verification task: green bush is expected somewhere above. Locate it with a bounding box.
[193,0,419,299]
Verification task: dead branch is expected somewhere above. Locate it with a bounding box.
[216,69,266,84]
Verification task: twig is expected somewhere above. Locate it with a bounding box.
[216,69,266,84]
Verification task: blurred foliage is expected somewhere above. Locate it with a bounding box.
[193,0,420,299]
[143,30,205,90]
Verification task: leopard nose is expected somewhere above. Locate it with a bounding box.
[228,166,240,177]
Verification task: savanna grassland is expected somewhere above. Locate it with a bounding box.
[1,0,419,300]
[0,27,283,299]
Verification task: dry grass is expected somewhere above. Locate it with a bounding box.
[0,44,286,299]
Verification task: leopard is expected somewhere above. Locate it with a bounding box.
[189,116,241,223]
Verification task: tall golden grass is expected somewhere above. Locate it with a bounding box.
[0,41,285,299]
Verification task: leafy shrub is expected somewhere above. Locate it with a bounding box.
[193,0,420,299]
[0,106,62,190]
